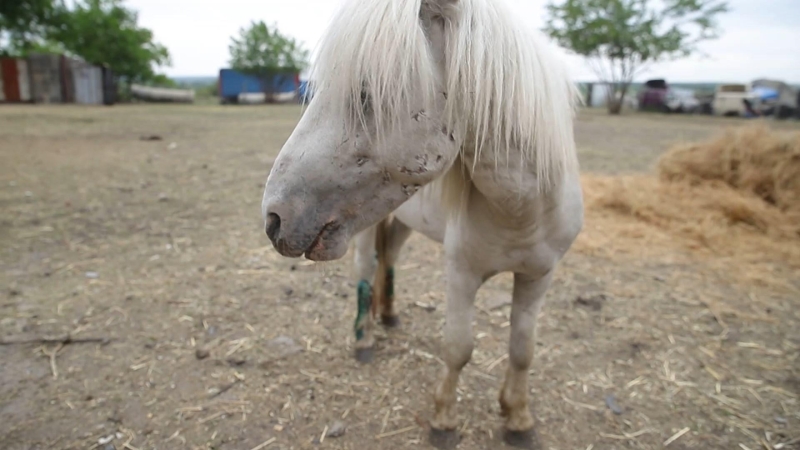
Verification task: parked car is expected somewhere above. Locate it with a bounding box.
[751,79,797,119]
[637,79,699,113]
[712,84,756,117]
[664,87,700,113]
[637,79,668,111]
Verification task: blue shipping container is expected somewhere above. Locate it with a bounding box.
[218,68,300,103]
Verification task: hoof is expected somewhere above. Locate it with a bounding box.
[354,347,374,364]
[503,428,539,449]
[380,314,400,328]
[429,428,460,450]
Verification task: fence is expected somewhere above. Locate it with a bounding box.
[0,53,116,105]
[1,58,32,102]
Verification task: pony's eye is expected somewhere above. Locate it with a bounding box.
[360,89,370,111]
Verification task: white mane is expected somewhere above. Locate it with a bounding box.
[309,0,580,193]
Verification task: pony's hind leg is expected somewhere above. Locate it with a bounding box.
[499,271,553,436]
[352,224,378,363]
[373,218,412,327]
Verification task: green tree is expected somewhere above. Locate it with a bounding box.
[544,0,728,114]
[49,0,170,84]
[0,0,59,55]
[228,21,308,101]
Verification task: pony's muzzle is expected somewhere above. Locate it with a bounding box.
[263,200,339,259]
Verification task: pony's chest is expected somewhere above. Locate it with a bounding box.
[392,186,448,244]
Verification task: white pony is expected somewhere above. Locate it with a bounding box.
[261,0,583,442]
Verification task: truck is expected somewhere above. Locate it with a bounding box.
[711,84,756,117]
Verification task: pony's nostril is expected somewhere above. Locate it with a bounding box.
[265,213,281,242]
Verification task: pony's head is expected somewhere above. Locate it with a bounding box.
[262,0,461,260]
[261,0,578,260]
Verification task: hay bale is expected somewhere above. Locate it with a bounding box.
[581,173,800,291]
[585,175,796,240]
[579,124,800,290]
[657,124,800,212]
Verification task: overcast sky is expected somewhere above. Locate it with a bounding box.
[127,0,800,83]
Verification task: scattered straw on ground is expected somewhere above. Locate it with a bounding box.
[578,124,800,291]
[2,106,798,450]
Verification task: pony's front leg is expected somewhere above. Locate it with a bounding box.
[499,271,553,437]
[431,256,482,431]
[352,225,377,363]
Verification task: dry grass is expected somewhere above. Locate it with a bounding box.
[579,124,800,292]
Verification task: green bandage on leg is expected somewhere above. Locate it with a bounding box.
[354,280,372,341]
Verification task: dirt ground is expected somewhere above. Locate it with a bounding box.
[1,104,798,450]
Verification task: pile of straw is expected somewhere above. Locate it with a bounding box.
[658,123,800,214]
[580,124,800,284]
